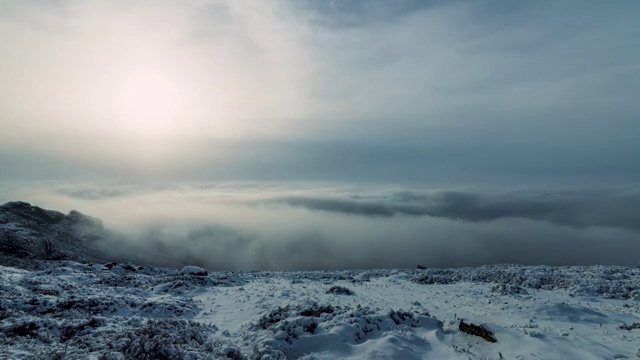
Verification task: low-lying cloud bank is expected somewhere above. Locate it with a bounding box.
[2,183,639,270]
[267,188,640,231]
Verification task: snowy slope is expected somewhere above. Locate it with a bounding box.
[1,202,639,359]
[1,261,639,359]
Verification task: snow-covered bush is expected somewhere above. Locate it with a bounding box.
[256,305,293,330]
[250,302,439,357]
[17,318,219,360]
[299,304,336,318]
[104,318,217,360]
[250,345,286,360]
[412,265,640,299]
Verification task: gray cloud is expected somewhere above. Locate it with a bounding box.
[98,206,640,271]
[267,188,640,231]
[56,186,133,200]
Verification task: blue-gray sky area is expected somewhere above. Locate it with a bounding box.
[0,1,639,269]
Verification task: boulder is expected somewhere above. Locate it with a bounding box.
[459,319,497,342]
[181,266,208,276]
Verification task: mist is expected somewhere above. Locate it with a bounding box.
[2,183,638,271]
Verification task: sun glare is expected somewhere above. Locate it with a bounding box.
[115,67,186,137]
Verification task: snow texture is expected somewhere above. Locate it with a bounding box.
[1,202,640,359]
[1,262,639,359]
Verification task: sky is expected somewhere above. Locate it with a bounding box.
[0,0,639,269]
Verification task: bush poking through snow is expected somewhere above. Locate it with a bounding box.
[459,320,497,343]
[42,237,54,259]
[412,265,640,299]
[5,321,39,338]
[326,285,355,295]
[620,323,640,331]
[491,283,526,295]
[20,318,219,360]
[218,346,246,360]
[299,304,336,317]
[250,345,286,360]
[0,232,29,258]
[256,306,292,330]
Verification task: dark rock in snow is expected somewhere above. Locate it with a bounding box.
[122,264,137,272]
[459,319,497,342]
[182,266,208,276]
[326,285,355,295]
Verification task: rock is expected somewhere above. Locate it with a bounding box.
[64,210,103,228]
[0,202,65,224]
[0,201,111,267]
[416,264,427,270]
[122,264,137,272]
[325,286,355,295]
[181,266,208,276]
[459,319,497,342]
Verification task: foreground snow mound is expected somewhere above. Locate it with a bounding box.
[249,302,441,359]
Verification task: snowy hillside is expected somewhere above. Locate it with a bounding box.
[1,261,639,359]
[1,202,640,359]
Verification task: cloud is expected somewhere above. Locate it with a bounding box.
[267,188,640,231]
[2,183,639,271]
[55,185,134,200]
[0,1,638,186]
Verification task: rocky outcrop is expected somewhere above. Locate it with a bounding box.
[0,201,110,268]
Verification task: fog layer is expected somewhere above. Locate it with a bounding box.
[2,183,638,270]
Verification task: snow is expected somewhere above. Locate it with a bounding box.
[1,262,639,359]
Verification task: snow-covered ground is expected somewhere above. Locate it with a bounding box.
[1,262,639,359]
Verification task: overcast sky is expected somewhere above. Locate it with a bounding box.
[0,1,638,269]
[1,0,638,185]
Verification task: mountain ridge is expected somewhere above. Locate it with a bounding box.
[0,201,109,269]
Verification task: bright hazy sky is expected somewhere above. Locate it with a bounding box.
[1,0,639,185]
[1,1,640,269]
